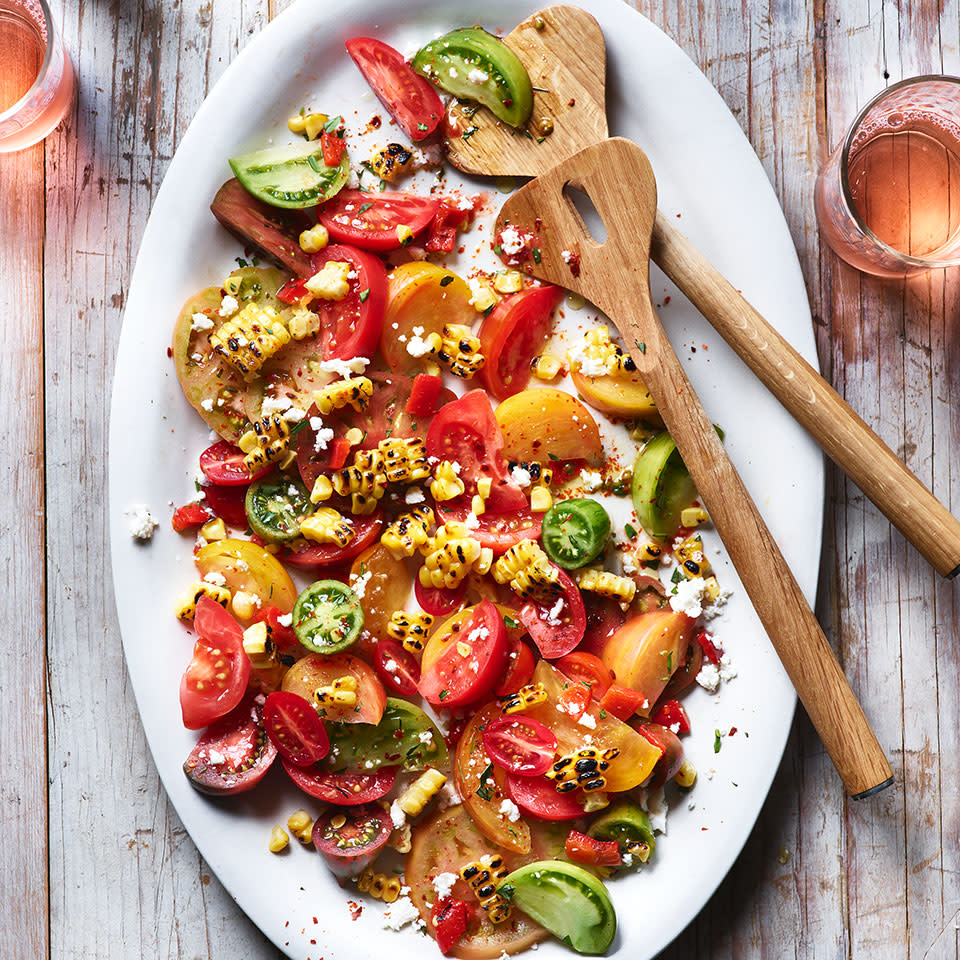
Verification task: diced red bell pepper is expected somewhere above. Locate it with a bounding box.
[556,684,590,722]
[171,502,212,532]
[321,131,346,166]
[405,373,445,417]
[598,682,646,721]
[327,437,352,471]
[696,629,722,665]
[431,897,473,954]
[651,698,691,735]
[564,830,622,868]
[425,199,469,253]
[277,277,309,305]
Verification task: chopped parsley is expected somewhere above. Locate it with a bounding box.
[417,122,429,131]
[438,689,449,701]
[440,275,454,286]
[476,763,495,800]
[624,523,637,539]
[532,247,542,264]
[358,202,375,214]
[503,615,520,630]
[714,729,722,753]
[323,114,343,133]
[358,288,370,303]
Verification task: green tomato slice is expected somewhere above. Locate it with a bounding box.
[587,800,656,860]
[293,580,364,654]
[631,430,698,540]
[540,498,611,569]
[229,140,350,209]
[326,697,449,772]
[412,27,533,128]
[245,473,314,543]
[500,860,616,955]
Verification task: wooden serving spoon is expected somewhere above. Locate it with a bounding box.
[498,138,893,798]
[448,4,960,580]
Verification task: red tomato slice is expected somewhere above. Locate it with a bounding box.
[171,502,212,532]
[201,482,249,528]
[345,37,444,141]
[414,578,467,617]
[504,772,585,821]
[282,759,397,804]
[555,652,613,701]
[564,830,622,868]
[263,691,330,767]
[579,595,627,657]
[312,803,393,878]
[425,389,508,487]
[519,568,586,659]
[494,637,535,696]
[183,694,278,795]
[278,511,384,568]
[373,637,420,697]
[309,245,387,361]
[419,599,508,708]
[179,597,251,730]
[598,682,647,721]
[478,286,563,401]
[199,440,270,486]
[319,190,440,252]
[633,721,683,789]
[437,499,541,555]
[482,715,558,777]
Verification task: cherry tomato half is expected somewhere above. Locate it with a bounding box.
[519,568,586,659]
[199,440,270,486]
[504,771,585,821]
[651,698,691,735]
[179,597,251,730]
[312,802,393,878]
[481,714,558,777]
[437,499,541,555]
[282,759,398,804]
[373,637,420,697]
[555,652,613,701]
[279,511,384,568]
[263,691,330,767]
[319,190,440,252]
[282,652,387,724]
[414,577,467,617]
[494,637,535,697]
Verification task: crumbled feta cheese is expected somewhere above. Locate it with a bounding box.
[580,469,602,492]
[437,781,462,810]
[621,852,634,867]
[578,712,597,729]
[125,505,158,541]
[560,249,575,264]
[433,872,458,899]
[405,486,426,504]
[621,551,639,575]
[277,613,292,627]
[418,730,434,745]
[463,512,480,530]
[310,414,335,452]
[448,66,459,79]
[669,576,706,617]
[643,786,668,835]
[544,596,564,625]
[702,586,733,621]
[206,748,226,765]
[383,658,398,673]
[283,406,306,424]
[718,653,737,683]
[319,356,370,378]
[668,722,681,734]
[510,465,532,487]
[203,571,227,586]
[381,895,420,930]
[200,398,214,411]
[218,295,239,317]
[190,311,214,332]
[499,226,524,255]
[261,394,293,416]
[351,569,373,599]
[499,798,521,822]
[696,662,721,693]
[191,352,205,363]
[406,334,432,358]
[468,67,489,84]
[390,800,407,829]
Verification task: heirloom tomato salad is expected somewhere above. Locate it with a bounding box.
[168,17,733,959]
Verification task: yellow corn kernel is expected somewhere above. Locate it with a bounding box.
[231,590,260,621]
[577,567,636,608]
[675,533,712,579]
[268,825,290,853]
[210,303,291,380]
[430,460,466,502]
[299,223,329,253]
[242,415,293,472]
[674,758,697,789]
[397,224,414,245]
[581,791,610,813]
[300,507,355,547]
[681,506,709,528]
[471,494,486,516]
[310,475,334,504]
[419,523,485,590]
[329,449,388,514]
[483,896,513,924]
[702,576,721,602]
[288,111,329,138]
[356,867,375,893]
[369,142,414,182]
[242,621,278,669]
[493,540,560,600]
[315,675,358,708]
[529,485,552,513]
[477,476,493,499]
[380,877,403,903]
[381,506,435,559]
[378,437,430,484]
[387,822,412,854]
[304,260,352,301]
[386,610,434,652]
[532,353,563,380]
[287,809,314,844]
[238,429,259,454]
[493,269,523,294]
[398,768,447,818]
[638,541,662,563]
[345,427,364,446]
[436,323,485,378]
[456,640,471,658]
[287,307,321,340]
[567,326,638,379]
[200,517,227,541]
[175,581,232,621]
[469,279,499,313]
[625,838,653,863]
[221,274,244,297]
[498,682,548,714]
[314,377,374,415]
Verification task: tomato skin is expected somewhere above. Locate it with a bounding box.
[651,698,691,735]
[373,637,420,697]
[555,652,613,700]
[598,682,646,721]
[199,440,270,486]
[437,500,541,555]
[579,596,627,658]
[415,578,467,617]
[263,691,330,767]
[345,37,444,141]
[432,897,474,955]
[172,502,212,532]
[478,286,563,401]
[201,482,249,527]
[183,694,278,795]
[279,511,384,568]
[319,190,440,252]
[494,637,535,696]
[564,830,622,868]
[320,131,346,166]
[633,721,683,789]
[282,759,398,804]
[312,803,393,878]
[518,568,586,659]
[406,373,445,417]
[481,715,558,777]
[660,641,703,701]
[504,772,585,821]
[495,389,604,465]
[425,390,507,488]
[179,597,251,730]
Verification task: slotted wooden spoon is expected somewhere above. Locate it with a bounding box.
[498,138,893,797]
[448,4,960,580]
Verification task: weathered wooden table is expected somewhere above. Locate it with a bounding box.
[3,1,958,957]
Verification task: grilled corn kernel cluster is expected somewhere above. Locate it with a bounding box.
[546,747,621,793]
[460,856,512,924]
[288,110,329,139]
[435,323,486,378]
[239,415,295,472]
[378,437,430,484]
[313,376,374,415]
[531,353,564,381]
[577,567,637,608]
[499,682,548,714]
[357,868,403,902]
[175,581,231,620]
[319,448,388,515]
[418,522,493,590]
[675,533,712,579]
[381,505,435,559]
[638,541,662,563]
[299,507,355,546]
[305,261,352,301]
[369,142,414,182]
[567,326,638,378]
[493,540,561,600]
[287,307,321,340]
[397,768,447,817]
[286,809,314,844]
[314,675,358,708]
[386,609,434,652]
[242,621,278,669]
[429,460,466,502]
[211,303,291,379]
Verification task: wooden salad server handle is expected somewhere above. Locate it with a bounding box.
[497,138,893,798]
[449,4,960,579]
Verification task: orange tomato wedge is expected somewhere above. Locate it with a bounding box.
[494,388,603,464]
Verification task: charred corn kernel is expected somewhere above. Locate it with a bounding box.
[329,449,388,514]
[356,867,375,893]
[358,870,402,901]
[398,768,447,817]
[639,541,662,563]
[436,323,486,378]
[507,460,553,486]
[476,546,494,576]
[681,506,709,528]
[675,533,712,579]
[268,825,290,853]
[378,437,430,483]
[577,567,637,608]
[419,522,488,590]
[547,747,621,792]
[231,590,260,621]
[288,110,329,138]
[310,475,334,503]
[498,682,548,714]
[278,448,298,471]
[380,877,403,903]
[625,838,653,863]
[386,609,434,652]
[493,269,523,294]
[300,507,355,547]
[175,581,231,621]
[315,675,358,708]
[222,274,244,297]
[469,279,499,313]
[381,505,435,559]
[242,621,278,669]
[387,822,412,854]
[532,353,563,380]
[483,896,513,924]
[430,460,466,502]
[529,485,552,512]
[456,640,472,658]
[460,854,509,892]
[242,415,293,472]
[674,758,697,789]
[471,494,486,516]
[567,326,638,378]
[304,260,352,301]
[397,224,414,245]
[369,142,414,182]
[298,223,329,253]
[345,427,364,446]
[314,376,374,415]
[238,430,259,454]
[493,540,560,600]
[200,517,227,541]
[477,476,493,499]
[287,307,320,340]
[287,809,314,844]
[211,303,291,379]
[582,791,610,813]
[702,576,721,602]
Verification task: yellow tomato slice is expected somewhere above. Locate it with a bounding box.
[380,262,476,376]
[195,538,297,621]
[349,542,412,639]
[569,367,661,421]
[281,652,386,724]
[523,661,661,791]
[420,605,476,673]
[494,388,603,464]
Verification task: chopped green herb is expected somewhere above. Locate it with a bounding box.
[483,304,494,317]
[324,115,343,133]
[670,568,684,584]
[235,256,249,268]
[440,275,454,287]
[358,288,370,303]
[358,201,375,214]
[599,709,607,719]
[714,729,722,753]
[532,247,542,264]
[307,155,322,174]
[493,244,503,255]
[547,452,559,461]
[476,763,495,800]
[417,122,429,131]
[461,126,479,141]
[503,615,520,630]
[439,689,449,701]
[624,523,637,539]
[635,339,646,354]
[289,419,310,437]
[498,883,515,901]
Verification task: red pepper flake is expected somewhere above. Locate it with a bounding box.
[566,251,581,277]
[534,217,543,231]
[568,97,576,106]
[166,346,173,358]
[348,900,363,921]
[728,726,738,736]
[663,295,671,305]
[312,916,318,924]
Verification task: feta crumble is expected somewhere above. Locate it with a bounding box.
[406,333,432,358]
[510,465,532,487]
[695,662,721,693]
[218,295,239,317]
[319,356,370,378]
[405,486,426,505]
[669,576,706,617]
[718,652,737,682]
[351,569,373,599]
[125,505,159,541]
[498,798,521,822]
[580,469,602,492]
[382,895,421,931]
[190,311,214,332]
[203,571,227,586]
[578,712,597,729]
[499,226,524,255]
[200,397,214,412]
[468,67,489,84]
[261,394,293,416]
[389,800,407,829]
[277,613,293,627]
[433,872,458,899]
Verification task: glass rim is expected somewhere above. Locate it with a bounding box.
[0,0,56,126]
[839,74,960,269]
